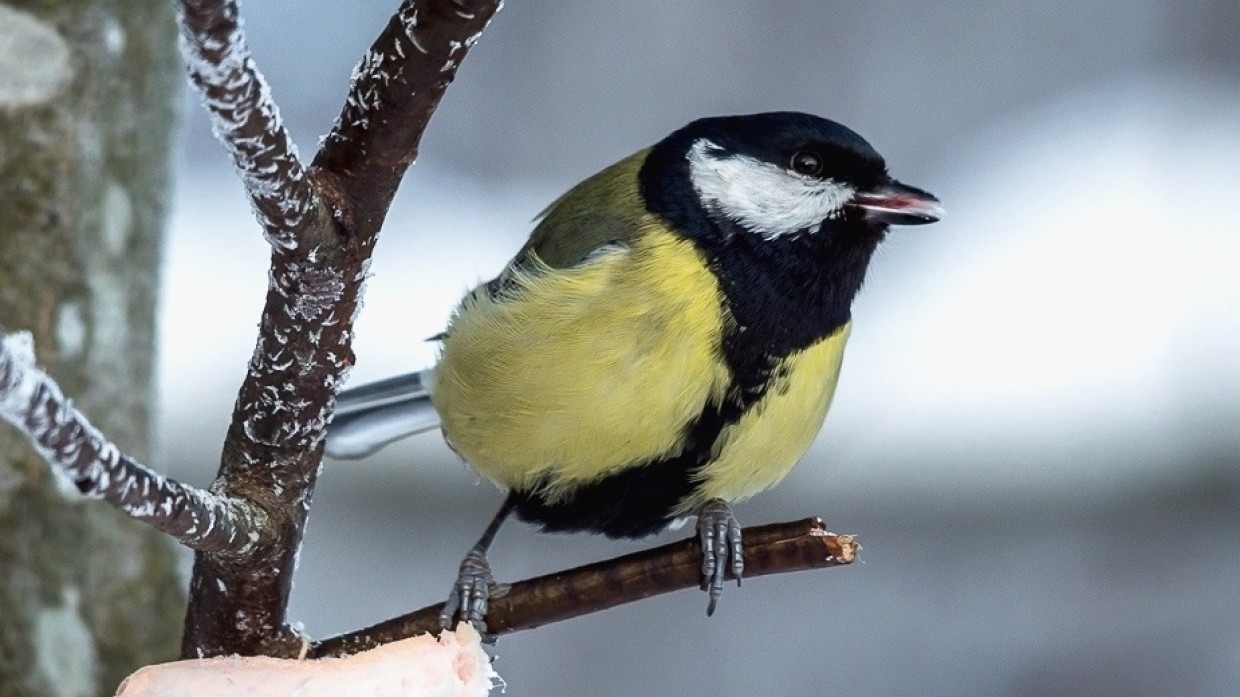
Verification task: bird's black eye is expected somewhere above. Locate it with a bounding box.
[790,150,824,177]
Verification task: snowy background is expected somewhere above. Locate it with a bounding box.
[158,2,1239,695]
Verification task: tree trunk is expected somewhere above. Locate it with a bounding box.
[0,3,183,695]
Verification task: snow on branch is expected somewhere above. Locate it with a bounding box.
[0,330,267,556]
[193,0,505,524]
[173,1,505,658]
[311,518,859,657]
[177,0,317,251]
[312,0,502,234]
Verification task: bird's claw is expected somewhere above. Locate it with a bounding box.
[697,498,743,616]
[439,548,496,633]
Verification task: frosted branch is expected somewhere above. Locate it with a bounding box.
[0,330,267,555]
[177,0,317,251]
[175,0,503,658]
[311,518,859,657]
[312,0,502,235]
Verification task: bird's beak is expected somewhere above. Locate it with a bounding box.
[848,179,944,226]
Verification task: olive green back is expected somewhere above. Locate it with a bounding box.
[517,149,652,269]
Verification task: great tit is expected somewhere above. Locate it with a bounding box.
[326,111,942,629]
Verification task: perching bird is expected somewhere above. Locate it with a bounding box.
[326,112,942,629]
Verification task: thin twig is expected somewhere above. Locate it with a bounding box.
[310,518,859,657]
[313,0,502,237]
[0,330,267,555]
[177,0,317,250]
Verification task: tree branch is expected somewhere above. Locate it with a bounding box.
[313,0,501,238]
[175,0,501,658]
[0,0,508,660]
[310,518,859,658]
[0,330,267,555]
[176,0,318,249]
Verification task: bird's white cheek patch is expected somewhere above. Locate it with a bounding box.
[687,139,854,238]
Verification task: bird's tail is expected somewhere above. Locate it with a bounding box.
[324,368,441,459]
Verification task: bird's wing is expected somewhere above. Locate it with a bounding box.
[478,149,651,299]
[514,149,651,270]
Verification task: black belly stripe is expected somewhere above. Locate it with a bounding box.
[511,318,846,539]
[510,382,759,539]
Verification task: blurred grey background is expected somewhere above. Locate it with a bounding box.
[159,1,1240,695]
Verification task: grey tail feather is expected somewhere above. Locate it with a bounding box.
[325,369,440,460]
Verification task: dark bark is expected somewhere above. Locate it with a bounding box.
[176,0,502,658]
[311,519,859,657]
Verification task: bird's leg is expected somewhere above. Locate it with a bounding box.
[696,498,744,616]
[440,493,516,633]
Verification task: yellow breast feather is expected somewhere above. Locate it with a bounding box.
[684,322,852,511]
[433,224,732,499]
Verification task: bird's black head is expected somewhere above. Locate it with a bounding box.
[639,111,942,241]
[639,112,943,376]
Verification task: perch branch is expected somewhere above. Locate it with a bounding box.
[310,518,859,657]
[0,330,266,555]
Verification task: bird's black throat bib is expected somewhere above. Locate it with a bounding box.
[701,215,883,393]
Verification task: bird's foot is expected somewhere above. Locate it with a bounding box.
[440,548,500,634]
[697,498,743,616]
